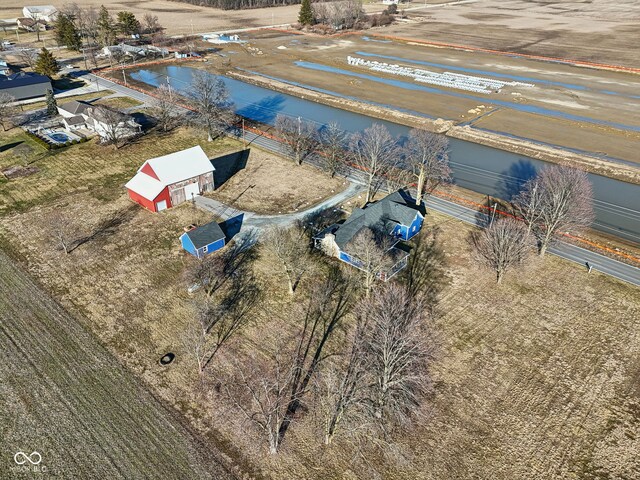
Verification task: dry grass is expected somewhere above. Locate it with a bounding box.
[0,126,238,214]
[208,148,348,214]
[2,177,639,479]
[95,96,144,110]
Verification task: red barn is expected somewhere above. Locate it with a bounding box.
[125,146,215,212]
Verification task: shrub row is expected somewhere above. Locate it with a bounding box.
[25,130,89,151]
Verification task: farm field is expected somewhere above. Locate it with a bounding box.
[215,29,640,167]
[0,248,233,479]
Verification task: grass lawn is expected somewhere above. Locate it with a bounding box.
[0,126,238,214]
[208,148,348,214]
[95,96,144,110]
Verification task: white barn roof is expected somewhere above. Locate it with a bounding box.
[125,145,214,201]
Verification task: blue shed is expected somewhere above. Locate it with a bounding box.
[180,221,226,258]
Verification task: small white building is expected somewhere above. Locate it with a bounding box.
[22,5,58,22]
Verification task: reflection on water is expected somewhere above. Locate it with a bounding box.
[129,65,640,243]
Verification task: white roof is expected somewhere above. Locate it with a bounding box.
[24,5,57,13]
[125,145,214,201]
[125,171,165,201]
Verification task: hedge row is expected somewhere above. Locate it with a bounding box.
[25,131,89,151]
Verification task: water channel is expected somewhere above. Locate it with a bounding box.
[129,65,640,244]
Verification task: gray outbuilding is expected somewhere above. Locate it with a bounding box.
[0,72,52,101]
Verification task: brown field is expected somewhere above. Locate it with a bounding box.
[1,122,639,478]
[209,148,348,214]
[216,29,640,166]
[0,247,233,479]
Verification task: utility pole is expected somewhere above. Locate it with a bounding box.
[242,118,246,148]
[490,202,498,225]
[122,68,127,86]
[297,116,301,135]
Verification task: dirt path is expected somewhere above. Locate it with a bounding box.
[0,250,234,479]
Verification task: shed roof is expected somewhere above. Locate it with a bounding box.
[333,189,424,249]
[59,100,90,115]
[184,221,225,249]
[125,171,165,201]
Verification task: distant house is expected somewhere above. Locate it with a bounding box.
[57,100,141,139]
[0,71,51,100]
[22,5,58,22]
[313,189,425,280]
[180,221,226,258]
[16,17,47,32]
[125,145,215,212]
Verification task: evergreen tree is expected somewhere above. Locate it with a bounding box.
[97,5,116,46]
[298,0,314,25]
[117,11,141,36]
[34,48,60,78]
[55,14,82,51]
[45,89,58,116]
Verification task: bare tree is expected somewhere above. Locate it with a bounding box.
[185,274,261,373]
[276,269,355,445]
[344,227,396,297]
[15,48,38,70]
[152,84,179,132]
[46,210,76,254]
[317,121,346,177]
[359,284,432,430]
[92,106,137,148]
[513,165,594,256]
[404,128,450,205]
[263,225,310,294]
[350,124,399,204]
[142,13,161,34]
[225,354,296,454]
[471,217,532,283]
[186,236,258,300]
[0,93,16,132]
[274,114,318,166]
[189,71,235,142]
[318,316,369,445]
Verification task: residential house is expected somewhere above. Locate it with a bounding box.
[313,189,425,280]
[180,221,226,258]
[57,100,141,139]
[16,17,47,32]
[0,71,51,100]
[22,6,58,23]
[125,145,215,212]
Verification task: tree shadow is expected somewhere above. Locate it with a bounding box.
[71,204,138,252]
[498,159,537,200]
[212,149,250,189]
[236,95,286,124]
[0,141,24,153]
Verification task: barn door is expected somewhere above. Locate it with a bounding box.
[184,182,200,202]
[156,200,168,211]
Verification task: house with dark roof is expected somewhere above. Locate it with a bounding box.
[0,72,51,100]
[180,221,226,258]
[313,189,425,280]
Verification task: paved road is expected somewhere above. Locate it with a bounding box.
[80,73,640,287]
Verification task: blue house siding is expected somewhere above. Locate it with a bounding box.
[181,234,225,258]
[180,233,198,256]
[390,213,424,241]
